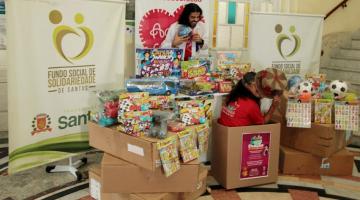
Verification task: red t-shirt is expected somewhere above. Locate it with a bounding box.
[218,98,265,127]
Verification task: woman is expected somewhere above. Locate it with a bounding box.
[218,72,280,127]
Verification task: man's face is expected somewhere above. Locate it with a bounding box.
[188,12,201,28]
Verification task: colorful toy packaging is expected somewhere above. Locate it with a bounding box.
[305,73,327,97]
[136,48,183,78]
[126,78,179,96]
[181,60,210,79]
[91,90,120,127]
[217,80,233,93]
[167,120,186,132]
[117,110,153,137]
[195,124,209,154]
[156,135,181,177]
[118,92,150,114]
[286,100,312,128]
[335,101,359,131]
[179,107,207,126]
[177,129,199,163]
[314,99,333,124]
[149,95,173,110]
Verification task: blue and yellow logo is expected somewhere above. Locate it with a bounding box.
[49,10,94,63]
[275,24,301,60]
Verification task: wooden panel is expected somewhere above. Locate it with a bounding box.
[0,111,8,132]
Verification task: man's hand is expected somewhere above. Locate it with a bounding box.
[271,95,281,108]
[172,34,190,48]
[192,33,203,43]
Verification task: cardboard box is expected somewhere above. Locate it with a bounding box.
[89,163,208,200]
[280,146,354,176]
[271,93,346,158]
[280,123,346,157]
[89,122,207,172]
[89,122,161,171]
[101,153,202,193]
[211,120,280,189]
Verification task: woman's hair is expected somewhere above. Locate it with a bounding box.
[226,72,260,106]
[178,3,203,26]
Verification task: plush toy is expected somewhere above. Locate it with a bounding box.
[255,68,287,98]
[329,80,348,100]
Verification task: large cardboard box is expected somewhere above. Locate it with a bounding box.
[89,122,207,171]
[211,120,280,189]
[279,146,354,176]
[271,93,346,158]
[89,164,208,200]
[101,153,202,193]
[89,122,161,171]
[280,123,346,157]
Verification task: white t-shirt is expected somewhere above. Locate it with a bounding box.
[161,21,208,58]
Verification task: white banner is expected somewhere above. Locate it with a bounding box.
[7,0,125,174]
[135,0,210,48]
[249,12,324,76]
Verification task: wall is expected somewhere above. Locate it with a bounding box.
[295,0,360,36]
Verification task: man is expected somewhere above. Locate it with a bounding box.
[161,3,208,60]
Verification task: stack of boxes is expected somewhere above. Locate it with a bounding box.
[274,94,354,176]
[88,92,209,200]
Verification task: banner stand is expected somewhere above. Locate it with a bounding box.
[45,156,88,180]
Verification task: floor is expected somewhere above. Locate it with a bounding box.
[1,132,360,200]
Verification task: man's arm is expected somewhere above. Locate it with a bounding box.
[193,22,208,50]
[161,23,177,48]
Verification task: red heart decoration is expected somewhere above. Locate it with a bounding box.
[139,6,184,48]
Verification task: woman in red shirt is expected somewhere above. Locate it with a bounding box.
[218,72,280,127]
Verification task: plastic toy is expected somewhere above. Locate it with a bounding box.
[329,80,348,100]
[178,25,192,37]
[126,78,179,96]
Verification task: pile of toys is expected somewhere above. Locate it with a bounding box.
[127,48,252,96]
[91,90,211,177]
[286,73,359,131]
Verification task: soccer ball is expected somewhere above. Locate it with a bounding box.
[298,81,312,94]
[330,80,348,100]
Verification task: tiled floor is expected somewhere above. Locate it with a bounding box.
[1,133,360,200]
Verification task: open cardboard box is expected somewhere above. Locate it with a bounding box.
[89,122,207,172]
[280,146,354,176]
[89,162,208,200]
[211,120,280,189]
[101,153,204,193]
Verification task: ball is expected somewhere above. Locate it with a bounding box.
[330,80,348,99]
[298,81,312,94]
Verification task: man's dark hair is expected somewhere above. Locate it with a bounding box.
[178,3,202,26]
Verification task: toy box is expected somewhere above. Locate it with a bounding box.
[181,60,209,79]
[126,78,179,96]
[211,120,280,189]
[136,48,183,78]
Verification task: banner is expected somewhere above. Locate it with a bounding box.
[7,0,125,174]
[249,12,323,76]
[135,0,210,48]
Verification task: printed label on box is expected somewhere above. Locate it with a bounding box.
[240,132,270,179]
[127,143,145,157]
[90,178,101,200]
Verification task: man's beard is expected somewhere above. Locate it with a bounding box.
[190,21,197,28]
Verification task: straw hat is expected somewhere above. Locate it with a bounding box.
[255,68,287,98]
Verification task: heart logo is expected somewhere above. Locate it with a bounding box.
[139,6,184,48]
[49,10,94,64]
